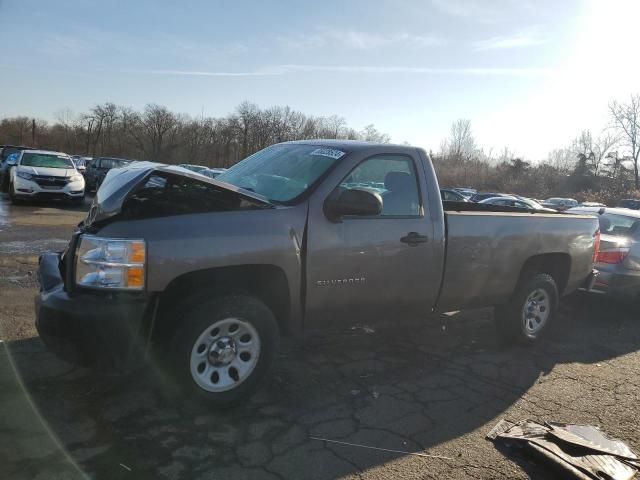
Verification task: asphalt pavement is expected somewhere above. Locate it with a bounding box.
[1,193,639,480]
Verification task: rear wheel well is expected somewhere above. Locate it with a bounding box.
[518,253,571,295]
[153,265,291,342]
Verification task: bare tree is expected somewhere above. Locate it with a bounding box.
[592,132,619,177]
[0,116,32,145]
[360,124,390,143]
[129,104,180,160]
[609,95,640,188]
[442,119,476,162]
[572,129,619,177]
[0,101,389,166]
[547,148,574,173]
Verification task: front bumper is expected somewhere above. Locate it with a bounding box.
[35,252,152,370]
[14,176,84,200]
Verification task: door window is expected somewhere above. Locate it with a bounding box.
[339,155,420,216]
[442,190,460,201]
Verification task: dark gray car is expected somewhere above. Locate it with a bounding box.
[84,157,132,191]
[568,206,640,303]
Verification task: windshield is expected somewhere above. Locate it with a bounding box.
[217,144,345,202]
[20,153,74,169]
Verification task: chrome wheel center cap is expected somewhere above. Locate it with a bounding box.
[208,337,237,366]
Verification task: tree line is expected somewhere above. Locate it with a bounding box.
[434,95,640,204]
[2,96,639,204]
[0,101,388,168]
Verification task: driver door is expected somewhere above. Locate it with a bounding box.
[304,152,441,326]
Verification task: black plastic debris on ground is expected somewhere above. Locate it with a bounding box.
[487,419,639,480]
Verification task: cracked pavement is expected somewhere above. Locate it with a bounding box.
[1,194,640,479]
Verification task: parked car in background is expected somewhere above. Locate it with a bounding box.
[202,167,226,179]
[36,140,599,405]
[568,206,640,303]
[470,192,509,202]
[580,201,606,208]
[440,188,469,202]
[84,157,132,191]
[177,164,227,179]
[480,196,556,212]
[1,153,19,190]
[542,197,579,211]
[0,145,32,191]
[70,155,92,175]
[617,199,640,210]
[453,187,476,199]
[178,164,209,174]
[9,150,85,205]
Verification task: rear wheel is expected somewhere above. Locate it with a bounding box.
[495,273,558,345]
[167,295,279,406]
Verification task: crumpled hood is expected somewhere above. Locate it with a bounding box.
[85,162,272,227]
[18,166,75,177]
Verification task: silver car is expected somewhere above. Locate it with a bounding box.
[480,195,556,212]
[568,206,640,303]
[542,197,579,211]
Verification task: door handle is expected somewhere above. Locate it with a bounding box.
[400,232,429,246]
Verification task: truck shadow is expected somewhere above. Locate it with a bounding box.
[4,294,639,479]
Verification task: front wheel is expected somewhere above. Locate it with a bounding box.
[9,182,20,204]
[168,295,279,406]
[70,196,85,206]
[495,273,558,345]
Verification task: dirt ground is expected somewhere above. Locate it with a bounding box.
[1,192,639,480]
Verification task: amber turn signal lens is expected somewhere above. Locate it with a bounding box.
[127,267,145,288]
[130,242,146,263]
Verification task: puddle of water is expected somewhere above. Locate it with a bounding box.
[0,197,8,230]
[0,239,69,255]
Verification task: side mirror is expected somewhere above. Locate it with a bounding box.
[325,188,383,221]
[6,154,18,166]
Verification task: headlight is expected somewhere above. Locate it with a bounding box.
[75,235,146,290]
[17,171,33,180]
[69,174,83,183]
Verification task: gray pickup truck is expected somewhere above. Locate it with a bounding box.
[36,141,599,405]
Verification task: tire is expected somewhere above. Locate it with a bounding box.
[71,196,85,206]
[167,294,279,407]
[9,182,20,204]
[495,273,558,345]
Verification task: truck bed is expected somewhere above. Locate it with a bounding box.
[436,208,598,311]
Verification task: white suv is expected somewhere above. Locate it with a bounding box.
[9,150,85,205]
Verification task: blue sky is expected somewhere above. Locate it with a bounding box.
[1,0,639,159]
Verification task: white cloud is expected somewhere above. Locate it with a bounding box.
[428,0,533,23]
[131,64,554,77]
[277,28,445,51]
[472,28,548,51]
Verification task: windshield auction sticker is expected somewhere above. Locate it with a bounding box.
[310,148,346,160]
